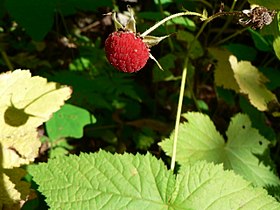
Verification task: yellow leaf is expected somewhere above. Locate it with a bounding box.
[0,168,30,206]
[0,69,72,206]
[229,56,278,111]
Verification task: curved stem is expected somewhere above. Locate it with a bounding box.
[140,11,205,37]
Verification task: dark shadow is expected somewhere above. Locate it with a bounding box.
[4,87,60,127]
[0,142,17,209]
[4,105,29,127]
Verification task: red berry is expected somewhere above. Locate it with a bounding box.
[105,31,150,73]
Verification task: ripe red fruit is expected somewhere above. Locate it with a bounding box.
[105,31,150,73]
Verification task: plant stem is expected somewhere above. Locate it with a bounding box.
[215,27,247,45]
[1,50,13,70]
[158,0,174,52]
[147,9,244,171]
[170,57,188,170]
[140,10,205,171]
[140,11,205,37]
[170,12,227,171]
[211,0,238,44]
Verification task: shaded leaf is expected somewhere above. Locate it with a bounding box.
[249,29,272,52]
[152,54,178,82]
[209,48,240,91]
[5,0,54,40]
[224,43,257,61]
[5,0,113,40]
[177,30,203,59]
[46,104,96,141]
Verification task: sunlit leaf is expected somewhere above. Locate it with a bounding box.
[248,0,280,9]
[29,151,280,209]
[0,69,71,206]
[273,36,280,60]
[160,112,280,187]
[166,16,196,31]
[229,55,278,111]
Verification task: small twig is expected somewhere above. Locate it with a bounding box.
[1,51,13,70]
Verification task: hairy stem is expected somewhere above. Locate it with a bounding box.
[140,11,205,37]
[144,8,244,171]
[170,11,233,171]
[170,57,189,170]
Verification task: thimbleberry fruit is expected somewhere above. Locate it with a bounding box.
[105,31,150,73]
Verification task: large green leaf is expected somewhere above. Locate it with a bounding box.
[29,151,280,209]
[159,112,280,187]
[5,0,113,40]
[5,0,54,40]
[29,152,176,209]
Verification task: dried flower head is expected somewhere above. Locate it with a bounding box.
[239,6,276,29]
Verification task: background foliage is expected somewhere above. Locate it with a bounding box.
[1,0,280,209]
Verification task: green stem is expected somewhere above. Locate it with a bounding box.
[158,0,174,52]
[170,12,227,171]
[197,0,213,9]
[170,58,188,170]
[143,9,243,171]
[140,11,205,37]
[215,27,247,45]
[187,75,201,112]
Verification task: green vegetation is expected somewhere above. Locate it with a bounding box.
[1,0,280,209]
